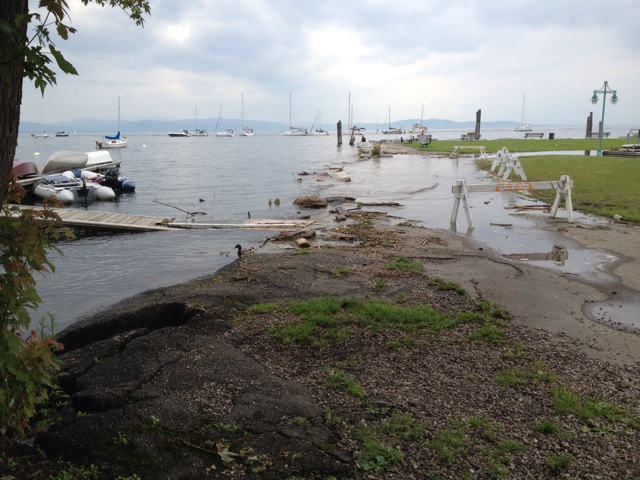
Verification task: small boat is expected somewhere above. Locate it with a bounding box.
[216,128,234,137]
[191,107,209,136]
[408,105,428,134]
[12,160,40,179]
[68,168,135,193]
[280,128,309,136]
[97,98,128,148]
[56,131,69,137]
[32,174,115,204]
[96,131,127,149]
[214,105,234,136]
[168,129,191,137]
[279,92,309,136]
[382,107,403,134]
[42,150,120,174]
[309,110,330,136]
[240,93,254,136]
[514,94,533,132]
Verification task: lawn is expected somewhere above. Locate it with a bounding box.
[408,138,640,223]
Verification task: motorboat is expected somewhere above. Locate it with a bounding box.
[168,129,191,137]
[408,123,428,135]
[192,129,209,137]
[68,168,135,193]
[32,174,115,204]
[56,131,69,137]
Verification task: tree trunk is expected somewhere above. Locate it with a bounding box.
[0,0,28,202]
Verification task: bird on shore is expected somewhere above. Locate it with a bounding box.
[234,244,254,257]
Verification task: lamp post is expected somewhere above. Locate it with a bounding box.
[591,81,618,156]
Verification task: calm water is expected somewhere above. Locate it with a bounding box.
[14,127,631,331]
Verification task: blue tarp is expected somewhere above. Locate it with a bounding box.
[105,131,120,140]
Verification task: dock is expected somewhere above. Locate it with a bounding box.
[10,206,314,233]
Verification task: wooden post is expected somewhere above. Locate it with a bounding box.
[475,109,481,139]
[586,112,593,138]
[337,121,342,146]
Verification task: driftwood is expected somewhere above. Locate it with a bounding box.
[357,201,402,207]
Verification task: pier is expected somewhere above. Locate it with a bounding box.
[10,206,314,233]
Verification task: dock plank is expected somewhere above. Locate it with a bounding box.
[9,206,312,232]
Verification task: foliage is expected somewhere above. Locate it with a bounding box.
[0,0,150,93]
[0,179,71,438]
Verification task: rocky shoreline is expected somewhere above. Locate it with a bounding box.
[10,209,637,479]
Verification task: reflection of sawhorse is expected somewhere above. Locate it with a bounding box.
[450,145,487,159]
[502,245,569,266]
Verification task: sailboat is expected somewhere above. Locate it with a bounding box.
[514,94,533,132]
[56,115,69,137]
[97,97,127,149]
[279,92,308,136]
[33,103,51,138]
[342,92,365,136]
[192,107,209,136]
[309,110,329,136]
[408,104,428,134]
[382,106,403,134]
[215,105,234,137]
[240,93,253,136]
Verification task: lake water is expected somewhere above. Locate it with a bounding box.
[14,126,632,332]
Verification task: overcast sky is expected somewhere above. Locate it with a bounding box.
[20,0,640,127]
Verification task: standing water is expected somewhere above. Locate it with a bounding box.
[13,128,634,331]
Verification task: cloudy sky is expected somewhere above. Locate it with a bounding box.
[20,0,640,127]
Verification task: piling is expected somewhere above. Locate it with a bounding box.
[337,120,342,146]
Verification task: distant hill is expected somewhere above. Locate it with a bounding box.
[18,117,518,135]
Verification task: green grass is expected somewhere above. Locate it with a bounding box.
[264,296,514,347]
[414,136,640,223]
[515,155,640,222]
[411,137,625,154]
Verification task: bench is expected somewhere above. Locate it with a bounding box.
[460,132,479,141]
[586,132,610,138]
[417,134,432,146]
[524,132,544,139]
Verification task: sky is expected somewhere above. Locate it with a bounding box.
[19,0,640,128]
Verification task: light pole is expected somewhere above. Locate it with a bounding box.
[591,81,618,156]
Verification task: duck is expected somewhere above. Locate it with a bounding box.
[234,244,255,257]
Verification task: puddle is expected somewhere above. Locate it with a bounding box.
[586,294,640,331]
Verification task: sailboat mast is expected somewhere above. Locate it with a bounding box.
[521,94,526,124]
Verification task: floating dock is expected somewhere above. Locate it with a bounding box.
[10,206,314,233]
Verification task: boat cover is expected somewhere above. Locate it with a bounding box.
[105,131,121,140]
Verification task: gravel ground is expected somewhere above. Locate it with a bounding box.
[2,211,639,479]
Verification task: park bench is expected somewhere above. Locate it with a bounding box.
[460,132,479,141]
[524,132,544,139]
[417,134,432,146]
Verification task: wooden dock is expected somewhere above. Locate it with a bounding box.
[10,206,314,232]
